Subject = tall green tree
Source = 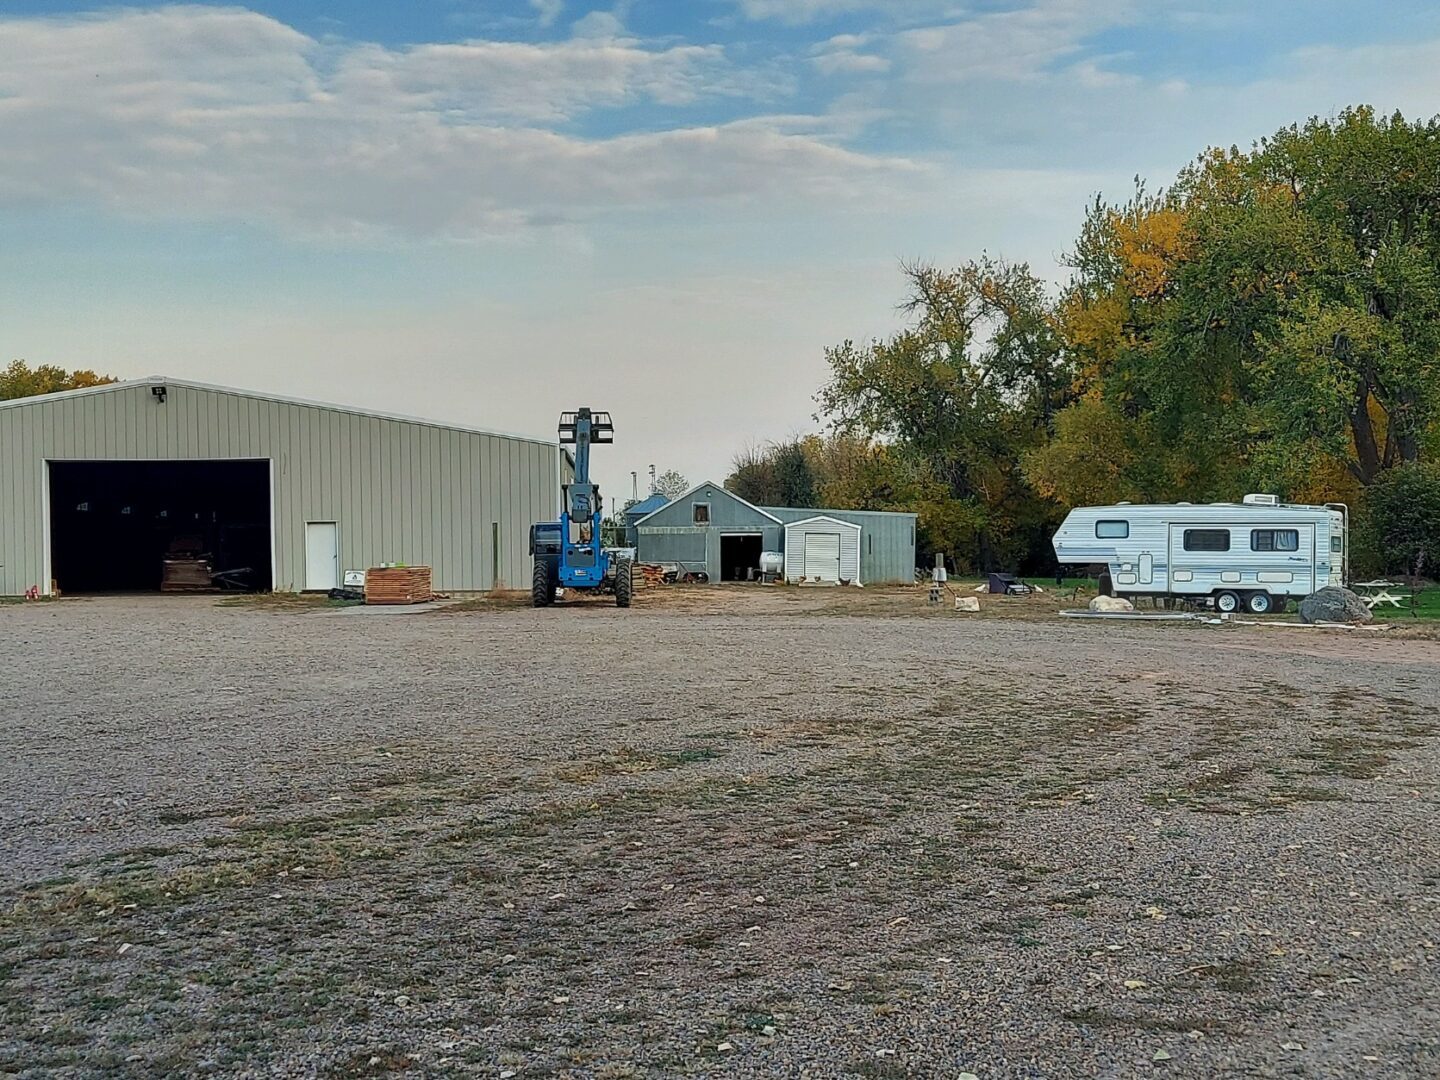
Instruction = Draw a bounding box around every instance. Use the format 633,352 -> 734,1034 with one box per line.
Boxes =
817,260 -> 1062,570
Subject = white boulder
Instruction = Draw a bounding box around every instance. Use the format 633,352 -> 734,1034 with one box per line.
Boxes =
1089,595 -> 1135,613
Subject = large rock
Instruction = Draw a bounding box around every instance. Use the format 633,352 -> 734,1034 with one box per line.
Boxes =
1299,586 -> 1373,625
1089,595 -> 1135,613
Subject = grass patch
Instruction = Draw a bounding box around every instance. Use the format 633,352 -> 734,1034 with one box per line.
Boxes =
1369,586 -> 1440,621
1296,734 -> 1407,780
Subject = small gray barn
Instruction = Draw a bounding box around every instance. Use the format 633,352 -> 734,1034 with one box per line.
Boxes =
0,376 -> 564,596
633,480 -> 917,584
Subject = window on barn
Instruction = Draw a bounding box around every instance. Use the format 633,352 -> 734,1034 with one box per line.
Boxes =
1095,520 -> 1129,538
1251,529 -> 1299,552
1183,529 -> 1230,552
692,502 -> 710,525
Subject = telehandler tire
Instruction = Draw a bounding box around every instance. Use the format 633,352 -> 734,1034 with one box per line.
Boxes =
532,561 -> 555,607
615,560 -> 633,608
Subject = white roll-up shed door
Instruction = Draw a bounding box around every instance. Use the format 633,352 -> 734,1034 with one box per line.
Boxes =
803,532 -> 842,581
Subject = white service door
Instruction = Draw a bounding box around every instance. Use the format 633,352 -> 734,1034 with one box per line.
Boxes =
803,532 -> 842,581
304,522 -> 339,591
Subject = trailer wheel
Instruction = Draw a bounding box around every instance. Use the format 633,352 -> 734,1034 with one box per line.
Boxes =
1245,591 -> 1273,615
1214,590 -> 1241,614
614,560 -> 633,608
532,561 -> 555,607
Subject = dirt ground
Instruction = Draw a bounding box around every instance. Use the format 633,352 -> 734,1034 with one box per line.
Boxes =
2,586 -> 1438,1078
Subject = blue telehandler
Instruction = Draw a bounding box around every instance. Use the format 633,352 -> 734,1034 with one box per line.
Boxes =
529,407 -> 633,608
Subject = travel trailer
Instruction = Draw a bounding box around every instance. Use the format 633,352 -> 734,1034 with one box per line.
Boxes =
1051,495 -> 1348,614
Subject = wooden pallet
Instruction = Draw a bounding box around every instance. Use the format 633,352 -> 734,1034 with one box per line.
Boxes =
365,566 -> 432,605
161,558 -> 213,592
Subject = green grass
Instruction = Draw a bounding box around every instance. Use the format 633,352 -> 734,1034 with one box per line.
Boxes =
1369,585 -> 1440,620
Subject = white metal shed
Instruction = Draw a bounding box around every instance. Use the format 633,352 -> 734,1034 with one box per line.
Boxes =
784,515 -> 861,584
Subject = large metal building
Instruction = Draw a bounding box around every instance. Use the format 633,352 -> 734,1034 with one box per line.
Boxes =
633,480 -> 917,584
0,376 -> 563,596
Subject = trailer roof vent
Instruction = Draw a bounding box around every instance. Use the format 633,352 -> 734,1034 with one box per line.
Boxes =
1242,493 -> 1280,506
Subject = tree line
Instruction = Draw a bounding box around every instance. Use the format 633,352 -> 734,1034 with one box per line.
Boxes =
0,361 -> 114,401
726,107 -> 1440,577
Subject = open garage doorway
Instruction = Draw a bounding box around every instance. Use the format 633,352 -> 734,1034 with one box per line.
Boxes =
49,460 -> 273,593
720,533 -> 763,582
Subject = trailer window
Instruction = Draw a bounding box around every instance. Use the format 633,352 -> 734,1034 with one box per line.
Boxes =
1331,535 -> 1343,553
1251,529 -> 1299,552
692,502 -> 710,525
1095,520 -> 1129,539
1183,529 -> 1230,552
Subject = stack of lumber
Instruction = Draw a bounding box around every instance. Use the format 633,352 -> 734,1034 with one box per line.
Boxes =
365,566 -> 432,605
161,558 -> 213,591
638,564 -> 668,587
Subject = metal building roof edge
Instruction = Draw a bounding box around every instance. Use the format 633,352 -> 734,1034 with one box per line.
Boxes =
0,375 -> 560,449
763,505 -> 918,519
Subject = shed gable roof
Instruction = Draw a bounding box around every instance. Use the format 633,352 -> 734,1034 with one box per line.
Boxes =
783,514 -> 861,532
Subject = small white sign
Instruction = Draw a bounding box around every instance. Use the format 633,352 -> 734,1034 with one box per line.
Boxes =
343,570 -> 366,587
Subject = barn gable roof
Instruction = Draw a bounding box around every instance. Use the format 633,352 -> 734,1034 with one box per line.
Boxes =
0,375 -> 558,449
633,480 -> 782,526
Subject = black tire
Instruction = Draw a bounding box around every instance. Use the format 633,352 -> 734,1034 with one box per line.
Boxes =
1246,591 -> 1273,615
1214,590 -> 1242,614
532,560 -> 555,608
614,560 -> 633,608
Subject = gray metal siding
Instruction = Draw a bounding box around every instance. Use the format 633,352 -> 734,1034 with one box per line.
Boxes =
765,506 -> 917,584
636,528 -> 708,567
0,382 -> 559,594
636,523 -> 783,580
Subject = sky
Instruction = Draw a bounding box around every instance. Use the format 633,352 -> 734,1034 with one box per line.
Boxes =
5,1 -> 1440,511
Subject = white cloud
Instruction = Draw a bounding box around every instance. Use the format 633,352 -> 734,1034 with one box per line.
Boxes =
811,50 -> 890,75
529,0 -> 564,28
809,33 -> 889,76
330,38 -> 738,123
0,7 -> 920,239
734,0 -> 960,23
571,10 -> 626,40
894,0 -> 1139,83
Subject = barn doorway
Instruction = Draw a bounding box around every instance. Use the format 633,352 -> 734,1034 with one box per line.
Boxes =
720,533 -> 763,582
48,460 -> 273,593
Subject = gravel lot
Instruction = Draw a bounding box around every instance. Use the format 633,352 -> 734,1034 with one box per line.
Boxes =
2,590 -> 1438,1078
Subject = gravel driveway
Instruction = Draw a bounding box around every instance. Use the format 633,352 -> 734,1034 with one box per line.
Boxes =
1,593 -> 1437,1078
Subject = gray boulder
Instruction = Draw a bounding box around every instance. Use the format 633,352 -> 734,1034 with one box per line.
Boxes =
1299,586 -> 1373,625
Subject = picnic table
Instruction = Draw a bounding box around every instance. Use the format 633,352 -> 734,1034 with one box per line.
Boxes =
1352,580 -> 1406,609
